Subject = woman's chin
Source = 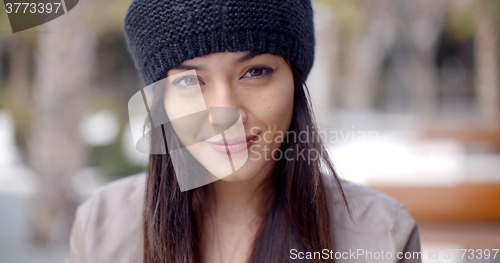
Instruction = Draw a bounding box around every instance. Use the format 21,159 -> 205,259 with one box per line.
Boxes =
215,169 -> 251,182
218,173 -> 243,182
215,159 -> 268,183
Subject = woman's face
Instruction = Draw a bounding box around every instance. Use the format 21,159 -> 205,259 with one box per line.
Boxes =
164,51 -> 294,184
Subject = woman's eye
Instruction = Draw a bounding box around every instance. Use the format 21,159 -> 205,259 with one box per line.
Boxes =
243,67 -> 274,78
172,75 -> 200,88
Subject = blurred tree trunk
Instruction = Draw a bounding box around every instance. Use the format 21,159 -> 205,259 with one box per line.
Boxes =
343,0 -> 397,110
27,7 -> 96,244
7,35 -> 32,153
343,0 -> 444,114
8,35 -> 30,102
307,3 -> 337,129
408,0 -> 444,116
475,0 -> 500,120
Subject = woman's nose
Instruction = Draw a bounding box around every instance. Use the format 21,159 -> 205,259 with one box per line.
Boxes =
204,80 -> 247,131
204,80 -> 235,109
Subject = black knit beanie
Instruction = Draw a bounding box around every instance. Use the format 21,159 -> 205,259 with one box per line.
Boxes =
123,0 -> 315,86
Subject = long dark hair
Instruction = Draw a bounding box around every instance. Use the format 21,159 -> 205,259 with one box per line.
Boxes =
143,59 -> 348,263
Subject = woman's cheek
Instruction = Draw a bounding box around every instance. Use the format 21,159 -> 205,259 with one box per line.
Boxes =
258,83 -> 294,131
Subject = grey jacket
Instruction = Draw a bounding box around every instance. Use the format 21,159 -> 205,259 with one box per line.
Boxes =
65,174 -> 421,263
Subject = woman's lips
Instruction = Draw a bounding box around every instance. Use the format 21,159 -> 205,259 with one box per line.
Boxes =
206,135 -> 257,155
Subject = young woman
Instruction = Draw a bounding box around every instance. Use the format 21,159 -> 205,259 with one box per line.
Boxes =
66,0 -> 421,262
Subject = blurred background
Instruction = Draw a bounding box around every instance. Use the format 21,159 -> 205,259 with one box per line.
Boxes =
0,0 -> 499,262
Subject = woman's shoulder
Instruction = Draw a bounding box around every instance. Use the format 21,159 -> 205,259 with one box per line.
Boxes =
76,172 -> 146,231
79,173 -> 146,211
323,175 -> 413,221
76,173 -> 146,224
322,174 -> 421,262
66,173 -> 146,263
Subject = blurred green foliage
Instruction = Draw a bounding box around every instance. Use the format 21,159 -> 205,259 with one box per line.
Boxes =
90,140 -> 143,180
446,10 -> 475,41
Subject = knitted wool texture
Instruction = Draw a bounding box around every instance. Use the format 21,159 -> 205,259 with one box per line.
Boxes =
123,0 -> 315,86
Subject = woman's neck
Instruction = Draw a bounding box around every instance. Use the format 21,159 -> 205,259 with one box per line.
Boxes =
197,162 -> 276,263
209,161 -> 275,221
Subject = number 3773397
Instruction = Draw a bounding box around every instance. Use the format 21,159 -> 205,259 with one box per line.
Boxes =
443,249 -> 499,260
3,0 -> 79,33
